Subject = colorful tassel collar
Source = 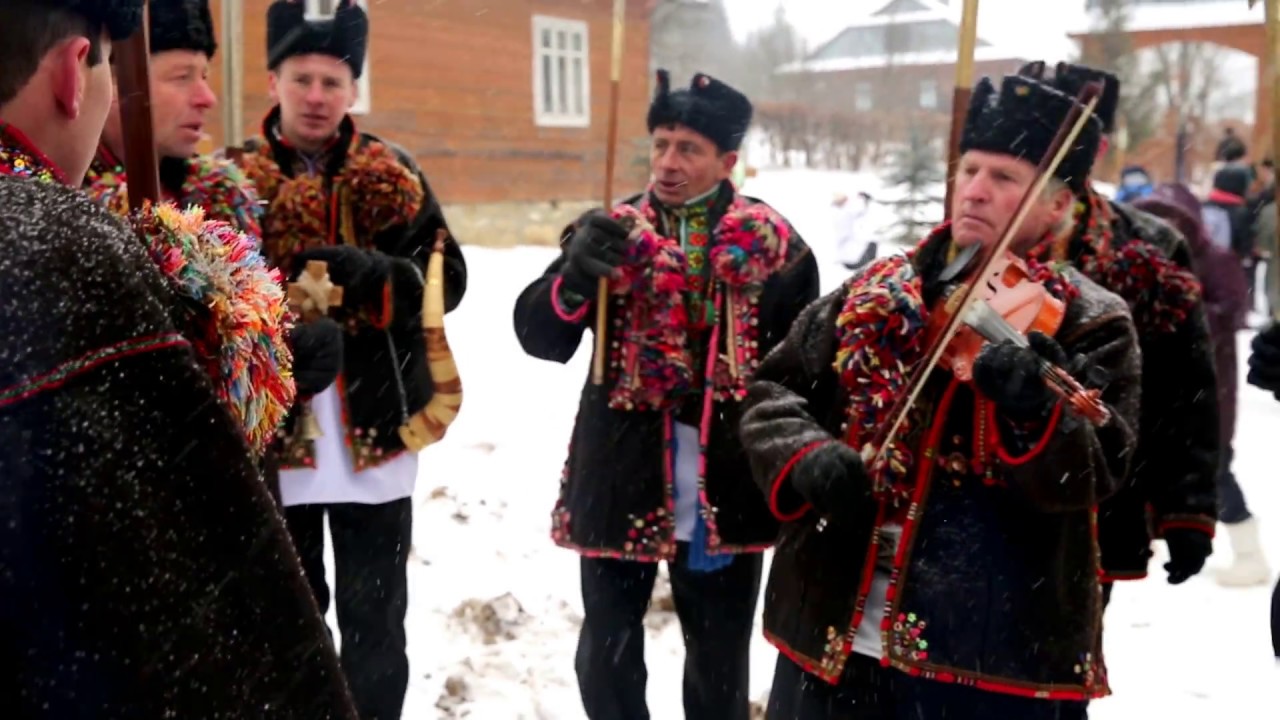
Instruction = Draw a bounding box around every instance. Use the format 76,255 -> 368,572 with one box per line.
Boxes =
604,181 -> 792,411
33,138 -> 296,455
1028,185 -> 1201,336
84,145 -> 266,240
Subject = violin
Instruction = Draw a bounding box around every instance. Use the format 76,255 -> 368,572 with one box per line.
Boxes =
859,79 -> 1106,475
925,246 -> 1110,426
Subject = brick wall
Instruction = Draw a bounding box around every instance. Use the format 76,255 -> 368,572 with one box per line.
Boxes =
203,0 -> 653,242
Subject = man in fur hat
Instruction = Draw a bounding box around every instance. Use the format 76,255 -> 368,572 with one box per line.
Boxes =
225,2 -> 466,717
513,70 -> 819,719
1019,61 -> 1223,599
0,0 -> 356,716
85,0 -> 345,502
87,0 -> 263,235
740,74 -> 1140,719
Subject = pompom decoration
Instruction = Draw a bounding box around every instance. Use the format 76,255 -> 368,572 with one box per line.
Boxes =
605,203 -> 694,411
710,202 -> 791,287
344,142 -> 424,236
85,155 -> 265,241
832,254 -> 929,505
602,189 -> 799,411
236,139 -> 426,273
1029,187 -> 1200,336
132,203 -> 296,455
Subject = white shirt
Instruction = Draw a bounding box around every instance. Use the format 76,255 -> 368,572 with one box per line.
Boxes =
279,385 -> 418,507
851,522 -> 902,660
833,203 -> 871,265
673,422 -> 701,541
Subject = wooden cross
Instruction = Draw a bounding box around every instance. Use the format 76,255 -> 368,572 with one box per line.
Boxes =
287,261 -> 345,323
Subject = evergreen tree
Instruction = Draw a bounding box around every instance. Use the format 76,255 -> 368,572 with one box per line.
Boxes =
883,131 -> 946,244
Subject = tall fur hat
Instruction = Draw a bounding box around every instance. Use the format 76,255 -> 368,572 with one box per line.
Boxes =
647,70 -> 753,153
38,0 -> 144,41
266,0 -> 367,78
960,75 -> 1102,193
1018,60 -> 1120,134
149,0 -> 217,57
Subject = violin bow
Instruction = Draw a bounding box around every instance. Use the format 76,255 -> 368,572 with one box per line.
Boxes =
943,0 -> 980,221
592,0 -> 627,385
860,81 -> 1105,470
114,0 -> 161,209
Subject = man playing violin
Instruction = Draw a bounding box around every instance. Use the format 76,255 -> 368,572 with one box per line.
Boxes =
739,75 -> 1141,720
1019,61 -> 1223,598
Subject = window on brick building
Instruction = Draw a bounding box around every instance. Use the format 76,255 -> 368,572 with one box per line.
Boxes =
532,15 -> 591,128
855,82 -> 873,111
919,78 -> 937,109
304,0 -> 371,115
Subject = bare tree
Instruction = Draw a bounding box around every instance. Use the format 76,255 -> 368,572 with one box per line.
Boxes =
1078,0 -> 1162,156
1152,41 -> 1225,180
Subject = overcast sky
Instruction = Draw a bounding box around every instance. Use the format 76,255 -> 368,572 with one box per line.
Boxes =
723,0 -> 1082,63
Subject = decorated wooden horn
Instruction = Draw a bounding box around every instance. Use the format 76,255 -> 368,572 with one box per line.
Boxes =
399,228 -> 462,450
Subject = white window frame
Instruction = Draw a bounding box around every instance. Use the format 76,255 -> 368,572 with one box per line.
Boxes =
919,78 -> 938,109
855,81 -> 873,111
531,15 -> 591,128
304,0 -> 371,115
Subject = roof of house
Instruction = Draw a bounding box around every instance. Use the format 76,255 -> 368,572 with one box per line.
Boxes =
778,0 -> 1025,74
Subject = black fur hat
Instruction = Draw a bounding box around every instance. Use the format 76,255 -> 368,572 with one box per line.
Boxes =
960,75 -> 1102,193
42,0 -> 145,41
1018,60 -> 1120,134
266,0 -> 367,78
149,0 -> 216,57
647,70 -> 753,153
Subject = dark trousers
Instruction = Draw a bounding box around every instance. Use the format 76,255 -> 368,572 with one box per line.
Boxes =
284,499 -> 412,720
575,544 -> 763,720
1217,444 -> 1252,525
767,653 -> 1089,720
1272,574 -> 1280,657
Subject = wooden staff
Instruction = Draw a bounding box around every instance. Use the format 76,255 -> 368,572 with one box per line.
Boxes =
943,0 -> 980,220
115,1 -> 160,209
592,0 -> 626,385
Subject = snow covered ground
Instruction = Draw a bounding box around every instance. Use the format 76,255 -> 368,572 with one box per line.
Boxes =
323,169 -> 1278,718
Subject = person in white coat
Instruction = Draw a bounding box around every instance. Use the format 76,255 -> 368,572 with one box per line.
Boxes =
833,191 -> 876,270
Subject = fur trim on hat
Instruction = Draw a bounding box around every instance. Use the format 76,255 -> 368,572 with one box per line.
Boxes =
960,75 -> 1102,193
646,70 -> 753,153
1018,61 -> 1120,134
266,0 -> 367,78
149,0 -> 217,57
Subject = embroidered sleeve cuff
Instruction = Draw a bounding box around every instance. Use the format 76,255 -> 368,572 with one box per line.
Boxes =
992,401 -> 1064,466
768,440 -> 826,522
551,275 -> 590,324
1156,514 -> 1217,538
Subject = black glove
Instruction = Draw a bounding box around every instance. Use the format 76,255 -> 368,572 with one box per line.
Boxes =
972,331 -> 1068,422
1248,322 -> 1280,399
559,210 -> 630,297
293,244 -> 391,307
789,442 -> 871,516
290,317 -> 344,398
1163,528 -> 1213,585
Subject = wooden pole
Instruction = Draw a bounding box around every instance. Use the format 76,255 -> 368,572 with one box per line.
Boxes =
943,0 -> 980,221
220,0 -> 245,146
115,1 -> 160,209
1259,0 -> 1280,320
592,0 -> 626,385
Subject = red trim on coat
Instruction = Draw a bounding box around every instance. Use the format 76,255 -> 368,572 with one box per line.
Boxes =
1156,516 -> 1217,538
0,333 -> 189,409
767,440 -> 826,522
550,276 -> 591,323
991,401 -> 1064,466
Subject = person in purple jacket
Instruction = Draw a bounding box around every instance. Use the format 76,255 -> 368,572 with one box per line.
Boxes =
1134,184 -> 1271,586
